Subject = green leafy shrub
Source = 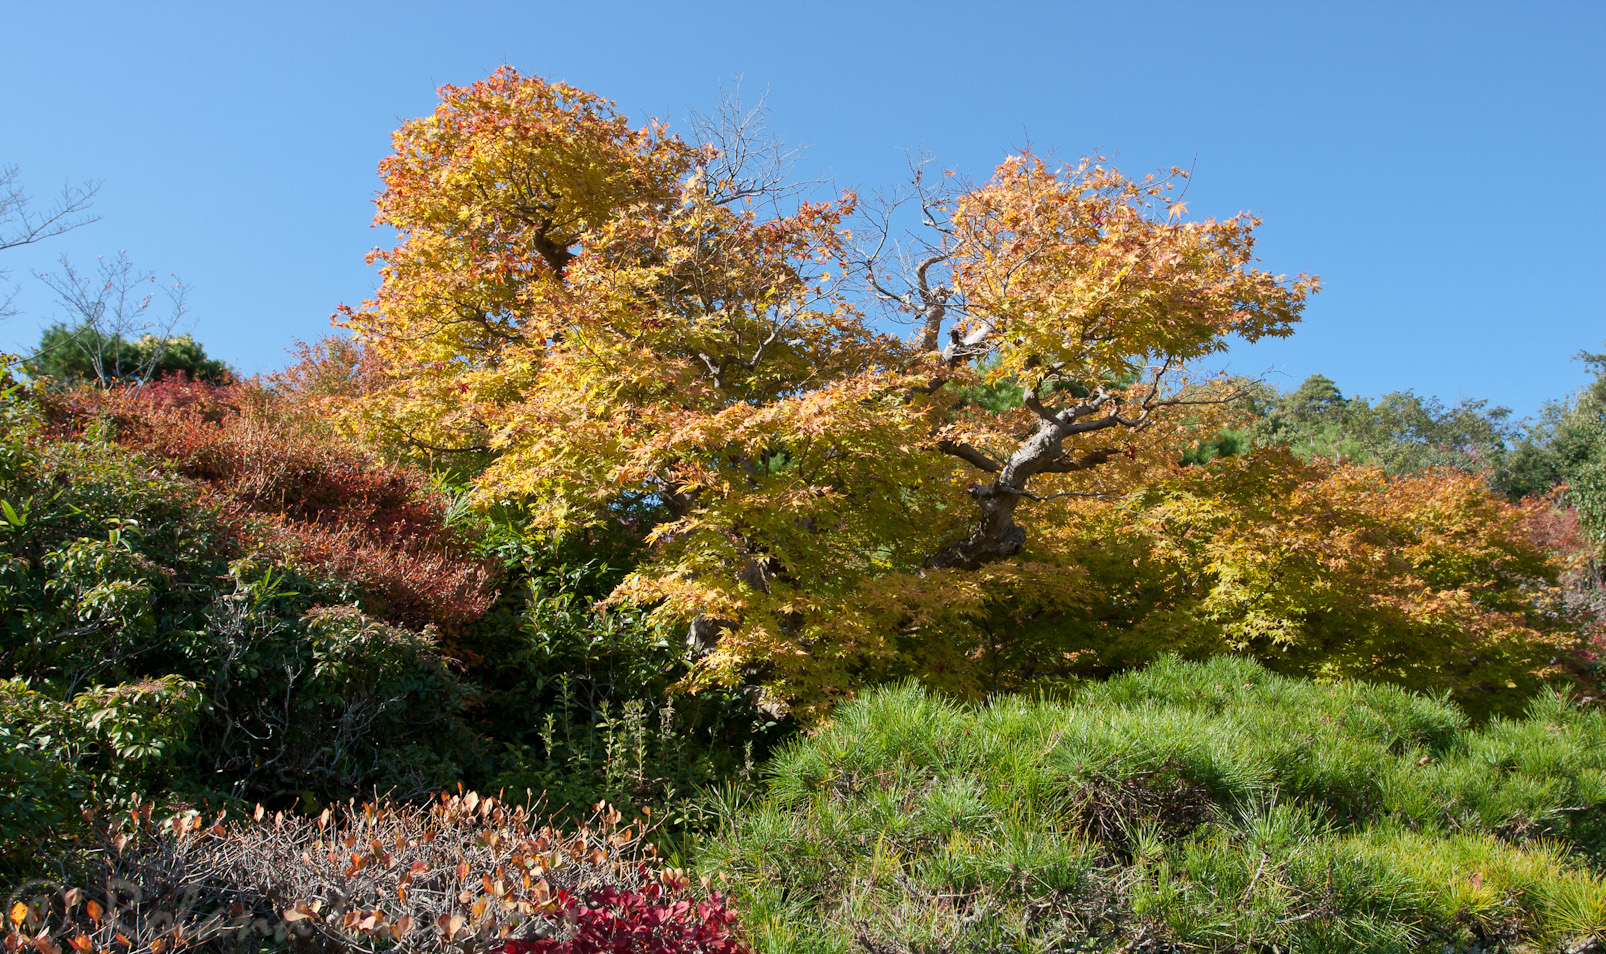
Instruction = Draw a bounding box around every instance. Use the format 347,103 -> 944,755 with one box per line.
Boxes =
0,676 -> 199,876
701,657 -> 1606,952
1,382 -> 476,876
463,524 -> 783,833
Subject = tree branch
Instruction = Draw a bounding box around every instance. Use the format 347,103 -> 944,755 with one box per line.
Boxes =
1037,447 -> 1117,473
0,166 -> 101,253
936,439 -> 1003,473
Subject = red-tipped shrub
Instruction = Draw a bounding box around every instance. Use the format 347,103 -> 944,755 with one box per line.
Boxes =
500,882 -> 748,954
42,377 -> 495,629
271,335 -> 383,404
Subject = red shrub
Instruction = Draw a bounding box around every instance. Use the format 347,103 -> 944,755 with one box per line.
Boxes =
270,335 -> 383,403
267,514 -> 494,628
1520,491 -> 1593,564
1519,491 -> 1606,669
502,882 -> 748,954
43,377 -> 496,628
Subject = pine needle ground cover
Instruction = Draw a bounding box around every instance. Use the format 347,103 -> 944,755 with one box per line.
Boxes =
699,657 -> 1606,953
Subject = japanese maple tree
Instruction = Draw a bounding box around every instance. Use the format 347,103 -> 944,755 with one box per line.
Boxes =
336,68 -> 1338,711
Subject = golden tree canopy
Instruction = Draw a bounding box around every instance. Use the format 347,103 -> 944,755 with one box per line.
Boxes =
334,69 -> 1498,713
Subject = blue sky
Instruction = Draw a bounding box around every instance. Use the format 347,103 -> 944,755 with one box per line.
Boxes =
1,1 -> 1601,418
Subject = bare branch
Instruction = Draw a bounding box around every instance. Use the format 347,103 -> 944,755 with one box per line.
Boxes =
0,165 -> 101,320
0,165 -> 101,253
36,252 -> 191,386
687,80 -> 815,208
1037,447 -> 1117,473
695,350 -> 731,389
396,425 -> 492,455
849,150 -> 983,363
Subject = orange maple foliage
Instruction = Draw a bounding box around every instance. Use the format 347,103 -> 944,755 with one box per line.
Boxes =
1013,452 -> 1580,716
324,69 -> 1578,715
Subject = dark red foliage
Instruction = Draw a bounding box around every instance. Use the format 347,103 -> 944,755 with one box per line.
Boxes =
43,376 -> 496,628
503,882 -> 747,954
1518,493 -> 1606,668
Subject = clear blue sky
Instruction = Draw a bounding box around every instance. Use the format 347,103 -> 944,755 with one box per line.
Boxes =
2,1 -> 1601,418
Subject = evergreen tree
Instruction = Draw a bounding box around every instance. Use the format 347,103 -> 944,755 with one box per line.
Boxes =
22,322 -> 233,386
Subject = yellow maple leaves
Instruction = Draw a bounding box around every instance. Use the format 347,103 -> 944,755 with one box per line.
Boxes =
950,155 -> 1318,392
318,69 -> 1575,715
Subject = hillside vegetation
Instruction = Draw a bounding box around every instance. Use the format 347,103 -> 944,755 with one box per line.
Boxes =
3,67 -> 1606,953
703,658 -> 1606,953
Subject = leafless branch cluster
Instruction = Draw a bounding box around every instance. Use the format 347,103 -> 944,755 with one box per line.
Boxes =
0,165 -> 101,321
1063,765 -> 1217,857
34,251 -> 192,385
0,167 -> 101,254
4,794 -> 658,954
851,150 -> 973,355
686,81 -> 813,210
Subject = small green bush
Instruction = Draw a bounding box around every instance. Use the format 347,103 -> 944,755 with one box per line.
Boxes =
701,657 -> 1606,952
1,382 -> 476,878
462,524 -> 785,833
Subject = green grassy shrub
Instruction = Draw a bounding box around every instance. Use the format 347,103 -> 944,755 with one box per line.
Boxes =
701,657 -> 1606,953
